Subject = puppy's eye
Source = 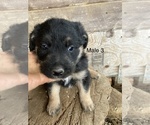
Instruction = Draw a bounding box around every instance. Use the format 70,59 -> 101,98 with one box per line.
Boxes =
68,45 -> 74,52
41,43 -> 48,49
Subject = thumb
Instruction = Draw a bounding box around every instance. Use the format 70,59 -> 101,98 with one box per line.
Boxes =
39,74 -> 56,84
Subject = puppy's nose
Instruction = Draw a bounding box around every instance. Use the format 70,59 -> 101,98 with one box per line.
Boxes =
52,67 -> 64,77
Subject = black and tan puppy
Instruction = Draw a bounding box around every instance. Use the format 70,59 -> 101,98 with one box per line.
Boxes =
2,22 -> 28,75
29,18 -> 94,116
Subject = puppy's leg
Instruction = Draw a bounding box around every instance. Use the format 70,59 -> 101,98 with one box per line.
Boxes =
47,83 -> 61,116
77,72 -> 94,111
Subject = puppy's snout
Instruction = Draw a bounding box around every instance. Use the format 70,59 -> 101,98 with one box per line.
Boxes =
52,67 -> 64,77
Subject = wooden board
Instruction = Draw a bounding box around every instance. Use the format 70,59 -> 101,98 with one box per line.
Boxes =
0,11 -> 28,51
124,0 -> 150,1
123,1 -> 150,30
0,0 -> 27,10
122,30 -> 150,83
105,88 -> 122,125
29,0 -> 121,10
29,69 -> 113,125
29,2 -> 122,33
122,78 -> 150,124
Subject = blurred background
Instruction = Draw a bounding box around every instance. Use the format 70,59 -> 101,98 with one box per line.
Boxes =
0,0 -> 28,125
0,0 -> 150,125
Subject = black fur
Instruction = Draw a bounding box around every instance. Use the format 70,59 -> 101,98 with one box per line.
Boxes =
29,18 -> 92,114
2,22 -> 28,74
30,19 -> 89,76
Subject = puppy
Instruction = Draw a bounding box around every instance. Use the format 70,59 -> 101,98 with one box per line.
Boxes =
29,18 -> 94,116
2,22 -> 28,75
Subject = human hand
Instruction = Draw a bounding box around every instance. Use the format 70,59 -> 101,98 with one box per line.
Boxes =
0,52 -> 28,91
28,52 -> 57,91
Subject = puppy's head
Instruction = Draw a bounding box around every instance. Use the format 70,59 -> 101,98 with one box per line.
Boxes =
2,22 -> 28,61
29,18 -> 88,79
2,22 -> 28,74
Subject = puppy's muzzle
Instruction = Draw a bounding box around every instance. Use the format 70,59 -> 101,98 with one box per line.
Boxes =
52,67 -> 64,77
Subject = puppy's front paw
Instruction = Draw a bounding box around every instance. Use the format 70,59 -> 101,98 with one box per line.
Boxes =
47,102 -> 60,116
81,98 -> 94,112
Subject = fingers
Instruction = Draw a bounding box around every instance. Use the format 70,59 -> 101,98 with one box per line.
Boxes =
0,73 -> 28,91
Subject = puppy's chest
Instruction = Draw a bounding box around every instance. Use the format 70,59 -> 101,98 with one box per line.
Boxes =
58,70 -> 87,87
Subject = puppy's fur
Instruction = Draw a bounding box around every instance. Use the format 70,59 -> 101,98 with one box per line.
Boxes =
2,22 -> 28,74
29,18 -> 94,116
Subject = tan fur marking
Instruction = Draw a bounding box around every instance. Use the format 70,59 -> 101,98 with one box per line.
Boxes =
77,80 -> 94,111
65,36 -> 71,41
47,83 -> 61,116
72,70 -> 87,80
64,36 -> 71,46
76,46 -> 83,63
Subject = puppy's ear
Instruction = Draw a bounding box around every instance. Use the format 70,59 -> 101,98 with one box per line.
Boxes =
82,33 -> 88,48
74,22 -> 88,49
29,24 -> 40,51
1,33 -> 11,51
29,32 -> 36,51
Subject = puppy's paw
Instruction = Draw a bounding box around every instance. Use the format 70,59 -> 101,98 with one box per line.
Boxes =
47,102 -> 60,116
81,98 -> 94,112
